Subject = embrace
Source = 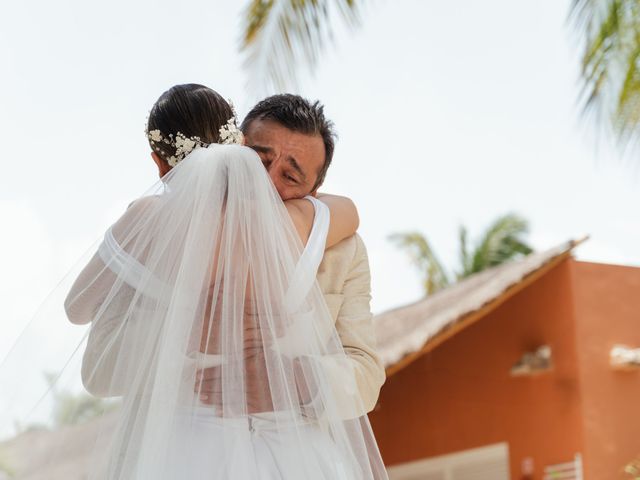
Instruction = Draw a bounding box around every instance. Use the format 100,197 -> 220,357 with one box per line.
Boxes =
62,84 -> 388,479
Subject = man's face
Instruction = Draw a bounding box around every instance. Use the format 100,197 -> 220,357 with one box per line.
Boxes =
243,119 -> 326,200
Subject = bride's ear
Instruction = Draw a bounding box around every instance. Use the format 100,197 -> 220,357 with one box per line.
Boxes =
151,152 -> 172,178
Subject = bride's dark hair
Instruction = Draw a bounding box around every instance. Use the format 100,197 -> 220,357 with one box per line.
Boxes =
146,84 -> 234,164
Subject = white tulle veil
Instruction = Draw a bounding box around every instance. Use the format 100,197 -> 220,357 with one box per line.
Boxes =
0,143 -> 387,479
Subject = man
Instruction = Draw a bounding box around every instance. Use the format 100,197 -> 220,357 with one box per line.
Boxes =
77,91 -> 385,418
195,94 -> 385,417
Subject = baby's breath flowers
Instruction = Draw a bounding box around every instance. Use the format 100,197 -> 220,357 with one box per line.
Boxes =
145,105 -> 243,167
219,117 -> 244,145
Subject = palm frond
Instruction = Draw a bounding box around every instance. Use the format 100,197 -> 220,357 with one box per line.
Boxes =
458,225 -> 471,281
571,0 -> 640,144
388,232 -> 450,295
240,0 -> 363,98
615,38 -> 640,141
466,213 -> 533,276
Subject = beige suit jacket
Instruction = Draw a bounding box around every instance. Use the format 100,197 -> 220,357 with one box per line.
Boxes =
314,233 -> 386,415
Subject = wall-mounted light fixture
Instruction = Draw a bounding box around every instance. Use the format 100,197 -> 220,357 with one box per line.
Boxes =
510,345 -> 552,376
610,345 -> 640,370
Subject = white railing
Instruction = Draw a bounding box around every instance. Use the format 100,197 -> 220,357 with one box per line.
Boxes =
543,453 -> 583,480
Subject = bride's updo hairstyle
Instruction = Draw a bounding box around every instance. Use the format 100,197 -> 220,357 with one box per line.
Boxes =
146,84 -> 234,166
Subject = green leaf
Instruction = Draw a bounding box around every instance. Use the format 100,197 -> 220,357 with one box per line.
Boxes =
571,0 -> 640,146
465,213 -> 533,276
388,232 -> 450,295
390,214 -> 533,295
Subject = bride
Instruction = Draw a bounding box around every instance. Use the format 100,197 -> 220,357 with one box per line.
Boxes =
37,84 -> 389,479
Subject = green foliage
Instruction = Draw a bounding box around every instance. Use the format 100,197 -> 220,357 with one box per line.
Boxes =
43,372 -> 119,428
0,450 -> 15,478
240,0 -> 363,96
239,1 -> 640,145
458,213 -> 532,278
50,389 -> 118,429
571,0 -> 640,144
391,213 -> 533,296
389,232 -> 450,295
19,372 -> 119,432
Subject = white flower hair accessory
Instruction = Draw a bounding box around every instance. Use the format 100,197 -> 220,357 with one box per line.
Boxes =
218,101 -> 244,146
145,101 -> 243,167
145,130 -> 208,167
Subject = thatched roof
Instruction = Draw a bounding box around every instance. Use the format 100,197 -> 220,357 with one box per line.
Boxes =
374,239 -> 585,376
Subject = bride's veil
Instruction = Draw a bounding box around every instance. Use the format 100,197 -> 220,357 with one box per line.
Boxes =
0,143 -> 388,479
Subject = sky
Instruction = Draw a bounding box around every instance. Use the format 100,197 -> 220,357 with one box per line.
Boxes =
0,0 -> 638,362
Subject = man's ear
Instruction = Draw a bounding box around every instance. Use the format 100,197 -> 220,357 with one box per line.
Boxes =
151,152 -> 172,178
309,183 -> 322,197
309,180 -> 322,198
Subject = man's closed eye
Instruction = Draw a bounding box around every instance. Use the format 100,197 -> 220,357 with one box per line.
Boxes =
284,173 -> 298,184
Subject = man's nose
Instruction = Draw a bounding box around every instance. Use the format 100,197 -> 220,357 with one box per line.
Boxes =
266,157 -> 284,175
268,165 -> 281,183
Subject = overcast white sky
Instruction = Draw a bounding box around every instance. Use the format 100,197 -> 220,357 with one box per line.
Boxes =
0,0 -> 638,356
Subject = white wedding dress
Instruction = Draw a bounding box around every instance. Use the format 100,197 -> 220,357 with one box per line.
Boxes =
0,144 -> 388,479
95,195 -> 353,479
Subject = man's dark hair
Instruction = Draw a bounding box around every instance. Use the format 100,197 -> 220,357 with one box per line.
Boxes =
241,94 -> 336,190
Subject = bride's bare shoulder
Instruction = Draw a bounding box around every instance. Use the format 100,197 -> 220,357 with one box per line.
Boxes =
111,195 -> 162,236
127,194 -> 161,210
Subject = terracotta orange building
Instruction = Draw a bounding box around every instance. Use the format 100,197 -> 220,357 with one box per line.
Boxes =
370,240 -> 640,480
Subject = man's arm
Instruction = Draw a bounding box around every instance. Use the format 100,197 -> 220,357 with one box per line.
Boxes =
197,235 -> 386,417
332,234 -> 386,413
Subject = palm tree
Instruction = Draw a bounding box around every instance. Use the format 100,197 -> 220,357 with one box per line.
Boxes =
239,0 -> 364,97
239,1 -> 640,145
570,0 -> 640,145
457,214 -> 533,277
390,213 -> 533,296
388,232 -> 451,295
239,1 -> 640,146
